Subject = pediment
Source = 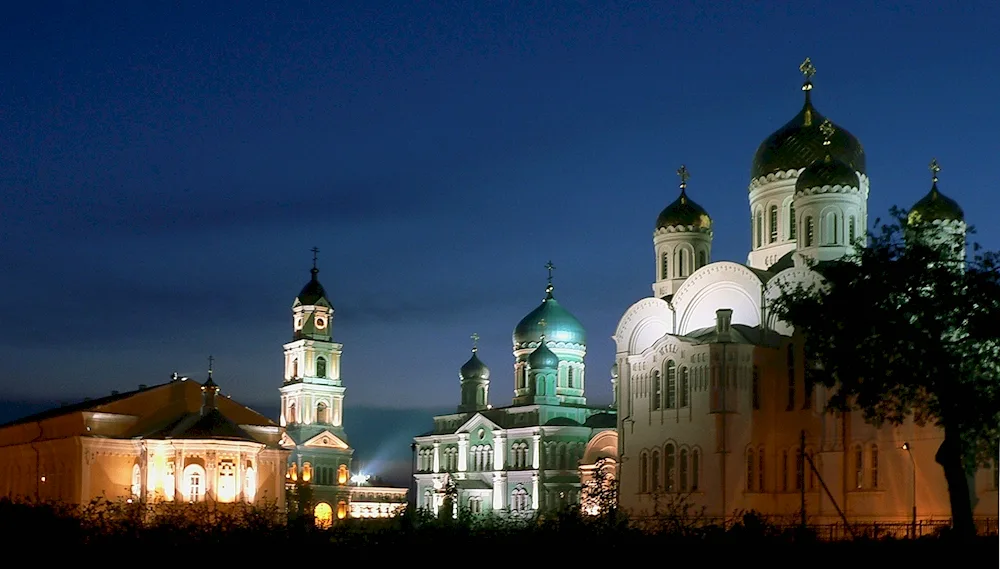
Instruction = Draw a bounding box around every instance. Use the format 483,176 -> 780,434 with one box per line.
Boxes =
302,430 -> 350,450
456,413 -> 501,435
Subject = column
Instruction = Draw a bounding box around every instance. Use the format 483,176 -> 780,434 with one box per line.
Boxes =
433,442 -> 441,473
531,474 -> 539,509
458,434 -> 469,472
492,473 -> 506,510
174,449 -> 183,501
493,432 -> 506,471
532,433 -> 541,469
333,395 -> 344,426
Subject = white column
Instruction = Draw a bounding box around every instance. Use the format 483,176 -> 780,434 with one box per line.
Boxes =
493,433 -> 505,471
531,474 -> 539,509
493,473 -> 506,510
458,434 -> 469,472
433,442 -> 441,473
532,433 -> 541,469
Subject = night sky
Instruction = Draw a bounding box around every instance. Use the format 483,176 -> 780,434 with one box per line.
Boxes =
2,2 -> 998,420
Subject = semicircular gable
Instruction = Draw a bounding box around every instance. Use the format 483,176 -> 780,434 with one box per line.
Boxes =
614,297 -> 672,355
582,430 -> 619,465
673,262 -> 766,335
763,266 -> 826,336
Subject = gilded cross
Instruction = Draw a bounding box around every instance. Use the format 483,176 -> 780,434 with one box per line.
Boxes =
819,119 -> 835,145
537,318 -> 547,340
929,158 -> 941,183
799,57 -> 816,80
208,355 -> 214,377
311,247 -> 320,269
676,165 -> 690,190
545,260 -> 555,284
471,332 -> 480,352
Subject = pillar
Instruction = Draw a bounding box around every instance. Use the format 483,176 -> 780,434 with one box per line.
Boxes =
493,473 -> 506,510
433,442 -> 441,473
458,434 -> 469,472
532,433 -> 541,469
493,433 -> 506,471
532,474 -> 540,509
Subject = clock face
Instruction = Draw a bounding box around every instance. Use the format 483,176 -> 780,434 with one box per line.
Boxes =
315,317 -> 326,329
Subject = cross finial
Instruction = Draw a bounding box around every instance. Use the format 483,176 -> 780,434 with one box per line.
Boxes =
799,57 -> 816,89
538,318 -> 547,341
819,119 -> 835,146
545,260 -> 555,284
929,158 -> 941,184
311,247 -> 320,270
676,164 -> 690,191
470,332 -> 480,352
208,355 -> 214,378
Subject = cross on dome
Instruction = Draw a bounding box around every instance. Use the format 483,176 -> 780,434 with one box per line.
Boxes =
470,332 -> 480,353
311,247 -> 320,269
930,158 -> 941,183
819,119 -> 835,146
677,164 -> 690,190
545,260 -> 555,284
537,318 -> 547,341
799,57 -> 816,90
208,355 -> 214,378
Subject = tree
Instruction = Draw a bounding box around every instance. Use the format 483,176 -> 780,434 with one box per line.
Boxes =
770,208 -> 1000,538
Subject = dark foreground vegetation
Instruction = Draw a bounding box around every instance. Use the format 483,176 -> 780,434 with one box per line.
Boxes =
1,498 -> 994,564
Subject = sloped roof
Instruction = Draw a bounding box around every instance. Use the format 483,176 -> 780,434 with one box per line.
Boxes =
0,383 -> 168,429
143,408 -> 258,443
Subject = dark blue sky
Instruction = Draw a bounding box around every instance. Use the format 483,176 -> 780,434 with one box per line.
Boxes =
2,1 -> 998,417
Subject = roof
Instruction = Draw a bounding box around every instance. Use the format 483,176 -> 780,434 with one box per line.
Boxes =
0,382 -> 168,429
143,408 -> 258,442
684,323 -> 784,347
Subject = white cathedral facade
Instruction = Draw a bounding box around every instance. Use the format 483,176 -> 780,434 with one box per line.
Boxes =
613,59 -> 998,526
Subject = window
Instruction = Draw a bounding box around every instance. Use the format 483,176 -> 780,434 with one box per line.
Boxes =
468,496 -> 483,514
131,464 -> 141,497
871,445 -> 879,489
786,345 -> 795,411
423,490 -> 433,510
692,449 -> 700,491
755,210 -> 763,248
640,453 -> 648,493
218,461 -> 236,502
751,365 -> 760,410
848,216 -> 856,244
244,466 -> 256,501
568,366 -> 575,389
758,447 -> 765,492
316,401 -> 329,424
746,448 -> 755,491
789,204 -> 796,240
665,361 -> 677,409
652,371 -> 661,411
854,445 -> 864,489
679,367 -> 689,407
651,450 -> 660,492
292,359 -> 299,378
680,449 -> 689,492
677,249 -> 687,277
805,216 -> 814,247
302,462 -> 313,483
337,501 -> 347,519
665,444 -> 676,492
338,464 -> 348,484
287,402 -> 297,424
807,449 -> 816,490
661,253 -> 669,280
795,450 -> 804,491
781,450 -> 789,492
698,250 -> 707,268
183,464 -> 206,502
316,356 -> 327,378
803,361 -> 813,410
769,205 -> 778,243
511,486 -> 530,511
314,502 -> 333,528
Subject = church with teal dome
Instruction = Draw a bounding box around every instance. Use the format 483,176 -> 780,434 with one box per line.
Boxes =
413,263 -> 617,516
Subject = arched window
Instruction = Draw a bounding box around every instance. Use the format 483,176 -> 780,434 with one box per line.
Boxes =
746,448 -> 755,491
511,486 -> 529,511
337,501 -> 347,519
677,249 -> 687,277
287,402 -> 297,424
687,448 -> 699,492
789,204 -> 797,240
338,464 -> 348,485
848,216 -> 856,244
769,205 -> 778,243
853,445 -> 864,489
870,445 -> 879,489
665,361 -> 677,409
131,464 -> 141,497
568,366 -> 575,389
423,490 -> 433,510
244,466 -> 256,502
650,450 -> 660,492
781,450 -> 789,492
661,253 -> 669,280
758,447 -> 765,492
639,453 -> 648,493
665,444 -> 676,492
302,462 -> 313,483
288,463 -> 298,482
314,502 -> 333,528
679,367 -> 689,407
183,464 -> 206,502
795,450 -> 804,491
316,401 -> 329,424
698,250 -> 707,268
679,449 -> 689,492
218,461 -> 236,502
786,345 -> 795,411
651,371 -> 661,411
825,212 -> 838,244
805,216 -> 814,247
292,359 -> 299,378
316,357 -> 327,378
755,210 -> 763,248
752,365 -> 761,410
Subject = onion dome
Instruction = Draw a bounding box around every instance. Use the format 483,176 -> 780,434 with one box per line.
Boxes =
908,159 -> 964,224
513,262 -> 586,348
295,249 -> 328,305
656,165 -> 712,230
795,120 -> 859,193
460,336 -> 490,381
528,338 -> 560,370
751,58 -> 865,182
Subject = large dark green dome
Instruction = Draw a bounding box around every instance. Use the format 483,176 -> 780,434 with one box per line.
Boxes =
751,91 -> 865,181
909,182 -> 964,224
460,351 -> 490,381
295,267 -> 328,306
513,285 -> 586,348
796,155 -> 859,192
656,188 -> 712,230
528,341 -> 560,370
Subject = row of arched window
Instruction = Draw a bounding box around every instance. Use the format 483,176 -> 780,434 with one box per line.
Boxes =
515,363 -> 583,391
747,446 -> 816,493
510,442 -> 531,469
543,441 -> 584,470
651,361 -> 691,411
417,448 -> 434,472
415,440 -> 587,473
660,248 -> 709,280
470,444 -> 494,471
288,356 -> 329,380
285,399 -> 333,425
441,447 -> 458,471
131,462 -> 258,502
638,444 -> 701,493
753,203 -> 860,250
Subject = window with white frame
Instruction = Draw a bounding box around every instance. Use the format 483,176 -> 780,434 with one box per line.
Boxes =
511,486 -> 529,511
183,464 -> 206,502
245,467 -> 256,502
131,464 -> 141,497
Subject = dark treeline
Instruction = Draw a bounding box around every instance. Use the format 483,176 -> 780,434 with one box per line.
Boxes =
0,498 -> 995,563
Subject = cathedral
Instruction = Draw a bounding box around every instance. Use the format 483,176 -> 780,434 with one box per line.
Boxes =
613,59 -> 998,527
413,268 -> 617,515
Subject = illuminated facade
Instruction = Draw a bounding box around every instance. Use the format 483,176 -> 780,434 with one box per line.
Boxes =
613,59 -> 998,526
0,373 -> 288,508
414,272 -> 617,516
280,256 -> 408,520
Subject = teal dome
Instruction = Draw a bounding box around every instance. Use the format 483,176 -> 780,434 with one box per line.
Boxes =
513,285 -> 586,348
528,341 -> 560,370
460,350 -> 490,382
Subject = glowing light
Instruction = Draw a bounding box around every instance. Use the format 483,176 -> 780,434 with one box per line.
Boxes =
302,462 -> 312,482
337,464 -> 348,484
314,502 -> 333,528
350,473 -> 370,486
337,501 -> 347,519
39,476 -> 45,482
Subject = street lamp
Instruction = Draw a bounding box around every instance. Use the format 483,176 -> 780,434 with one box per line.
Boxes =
901,442 -> 916,538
